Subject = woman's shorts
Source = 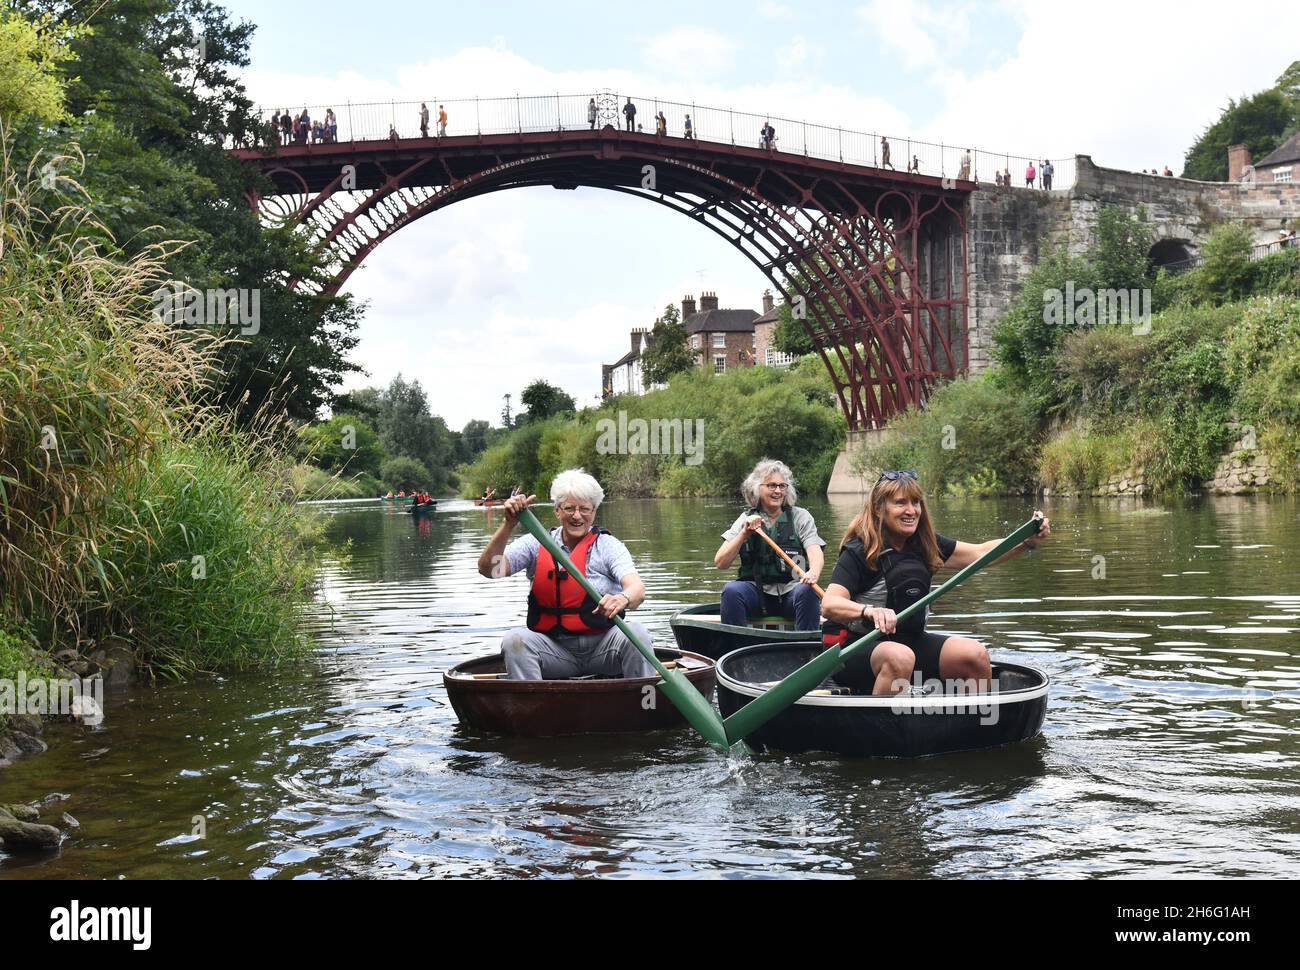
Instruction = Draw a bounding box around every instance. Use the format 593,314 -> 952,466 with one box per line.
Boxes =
833,629 -> 950,693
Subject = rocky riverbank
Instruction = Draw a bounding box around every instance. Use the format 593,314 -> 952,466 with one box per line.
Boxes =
0,794 -> 79,853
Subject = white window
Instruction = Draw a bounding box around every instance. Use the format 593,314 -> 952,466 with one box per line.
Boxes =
712,333 -> 726,349
691,335 -> 701,350
714,355 -> 726,373
1273,167 -> 1293,183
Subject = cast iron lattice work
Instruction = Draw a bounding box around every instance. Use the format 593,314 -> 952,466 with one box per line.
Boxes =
235,122 -> 972,430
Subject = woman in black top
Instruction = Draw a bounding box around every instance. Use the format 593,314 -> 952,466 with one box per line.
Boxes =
821,472 -> 1051,695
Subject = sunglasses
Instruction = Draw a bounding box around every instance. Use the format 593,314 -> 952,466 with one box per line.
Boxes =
875,469 -> 918,486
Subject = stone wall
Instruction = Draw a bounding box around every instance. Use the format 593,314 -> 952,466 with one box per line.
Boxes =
964,155 -> 1300,374
1205,447 -> 1274,494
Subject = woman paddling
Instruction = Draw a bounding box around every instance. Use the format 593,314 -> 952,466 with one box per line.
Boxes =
714,459 -> 826,632
821,470 -> 1051,695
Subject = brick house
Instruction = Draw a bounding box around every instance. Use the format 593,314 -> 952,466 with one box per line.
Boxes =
683,291 -> 759,373
1230,134 -> 1300,184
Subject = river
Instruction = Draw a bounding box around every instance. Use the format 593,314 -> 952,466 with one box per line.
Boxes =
2,495 -> 1297,879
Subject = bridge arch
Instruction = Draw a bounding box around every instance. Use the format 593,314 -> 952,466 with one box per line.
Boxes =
235,129 -> 971,430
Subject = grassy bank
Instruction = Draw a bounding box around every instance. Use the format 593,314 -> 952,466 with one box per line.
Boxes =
860,218 -> 1300,496
0,146 -> 318,679
459,360 -> 846,498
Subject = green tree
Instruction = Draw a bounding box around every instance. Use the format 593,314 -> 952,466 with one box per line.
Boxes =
520,379 -> 576,423
773,299 -> 816,356
1094,206 -> 1153,291
297,414 -> 383,476
380,455 -> 432,492
12,0 -> 363,421
1183,88 -> 1294,181
640,304 -> 695,387
373,375 -> 452,489
0,8 -> 81,125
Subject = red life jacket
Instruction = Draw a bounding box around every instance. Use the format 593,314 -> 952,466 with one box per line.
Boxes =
526,528 -> 622,635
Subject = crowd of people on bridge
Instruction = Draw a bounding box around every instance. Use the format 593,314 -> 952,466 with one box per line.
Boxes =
271,108 -> 338,146
993,159 -> 1053,189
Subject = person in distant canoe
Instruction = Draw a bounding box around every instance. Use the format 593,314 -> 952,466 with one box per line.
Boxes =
821,470 -> 1052,695
483,486 -> 496,502
510,483 -> 523,497
713,459 -> 826,632
478,469 -> 654,681
385,490 -> 394,498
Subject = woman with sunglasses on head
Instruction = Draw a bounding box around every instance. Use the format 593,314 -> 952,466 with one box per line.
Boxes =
477,469 -> 654,681
821,470 -> 1051,695
714,459 -> 827,632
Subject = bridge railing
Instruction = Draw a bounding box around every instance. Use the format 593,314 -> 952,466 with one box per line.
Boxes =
250,93 -> 1074,190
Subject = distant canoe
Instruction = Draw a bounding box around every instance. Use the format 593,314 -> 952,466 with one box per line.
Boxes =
410,500 -> 438,515
715,640 -> 1049,758
380,496 -> 415,503
669,603 -> 813,660
444,647 -> 717,737
474,498 -> 504,507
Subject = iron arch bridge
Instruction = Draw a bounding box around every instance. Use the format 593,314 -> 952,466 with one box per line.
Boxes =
233,101 -> 977,431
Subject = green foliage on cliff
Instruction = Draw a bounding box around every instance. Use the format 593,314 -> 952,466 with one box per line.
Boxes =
882,204 -> 1300,496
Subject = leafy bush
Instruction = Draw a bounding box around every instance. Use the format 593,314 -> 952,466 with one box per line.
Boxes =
854,374 -> 1040,495
380,455 -> 433,492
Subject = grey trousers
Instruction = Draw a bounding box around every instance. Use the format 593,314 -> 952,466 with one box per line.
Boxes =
501,623 -> 655,680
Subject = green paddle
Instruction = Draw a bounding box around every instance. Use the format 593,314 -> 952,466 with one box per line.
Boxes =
517,507 -> 736,753
722,515 -> 1045,746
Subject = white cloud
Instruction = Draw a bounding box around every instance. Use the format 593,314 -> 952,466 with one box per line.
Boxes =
758,1 -> 795,19
641,27 -> 741,80
925,2 -> 1300,173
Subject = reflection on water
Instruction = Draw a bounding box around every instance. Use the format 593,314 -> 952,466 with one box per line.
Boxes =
2,495 -> 1298,878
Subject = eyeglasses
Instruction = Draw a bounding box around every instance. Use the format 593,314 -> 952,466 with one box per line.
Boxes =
558,504 -> 595,516
875,470 -> 918,486
763,482 -> 789,490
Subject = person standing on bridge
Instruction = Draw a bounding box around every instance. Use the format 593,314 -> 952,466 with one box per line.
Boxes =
656,111 -> 667,136
684,113 -> 695,139
438,105 -> 448,136
959,149 -> 972,181
1043,160 -> 1054,190
623,98 -> 637,132
588,98 -> 597,129
880,136 -> 893,170
420,102 -> 430,138
280,110 -> 292,146
909,155 -> 920,175
326,108 -> 337,142
1025,161 -> 1036,188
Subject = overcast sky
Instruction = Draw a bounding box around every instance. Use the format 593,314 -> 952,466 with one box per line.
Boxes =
217,0 -> 1300,428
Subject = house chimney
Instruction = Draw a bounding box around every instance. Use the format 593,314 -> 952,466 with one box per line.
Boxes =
631,327 -> 646,354
761,289 -> 774,314
700,290 -> 719,312
682,294 -> 697,319
1228,144 -> 1252,183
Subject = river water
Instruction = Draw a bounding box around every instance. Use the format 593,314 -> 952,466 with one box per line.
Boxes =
2,496 -> 1298,879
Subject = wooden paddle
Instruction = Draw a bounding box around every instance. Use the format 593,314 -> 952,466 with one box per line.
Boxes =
722,514 -> 1045,746
516,507 -> 738,753
752,526 -> 825,598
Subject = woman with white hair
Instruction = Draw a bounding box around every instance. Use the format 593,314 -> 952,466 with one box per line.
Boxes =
477,469 -> 654,681
713,459 -> 826,631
